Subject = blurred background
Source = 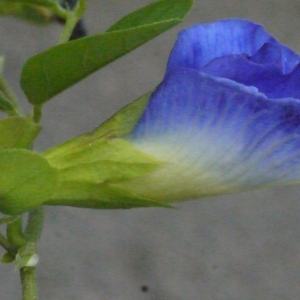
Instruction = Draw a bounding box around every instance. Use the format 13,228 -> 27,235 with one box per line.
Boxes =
1,0 -> 300,299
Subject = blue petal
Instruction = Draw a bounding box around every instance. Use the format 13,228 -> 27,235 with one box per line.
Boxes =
166,20 -> 276,74
202,53 -> 300,99
166,19 -> 300,99
126,69 -> 300,199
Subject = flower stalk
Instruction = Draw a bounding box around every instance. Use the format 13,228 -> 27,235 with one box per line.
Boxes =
19,207 -> 44,300
20,266 -> 38,300
58,0 -> 87,44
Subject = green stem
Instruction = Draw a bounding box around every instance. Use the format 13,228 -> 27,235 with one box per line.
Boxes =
24,207 -> 44,243
0,231 -> 13,253
52,2 -> 68,19
33,105 -> 42,123
0,76 -> 19,108
7,217 -> 26,248
20,266 -> 38,300
58,11 -> 77,43
58,0 -> 87,44
18,207 -> 44,300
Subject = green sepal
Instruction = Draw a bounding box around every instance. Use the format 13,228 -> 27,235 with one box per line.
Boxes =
20,0 -> 193,104
46,180 -> 172,209
0,117 -> 40,150
44,93 -> 171,209
44,91 -> 151,167
94,91 -> 152,139
0,149 -> 58,215
44,138 -> 168,209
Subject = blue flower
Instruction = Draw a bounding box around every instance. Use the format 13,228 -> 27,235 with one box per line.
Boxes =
121,19 -> 300,201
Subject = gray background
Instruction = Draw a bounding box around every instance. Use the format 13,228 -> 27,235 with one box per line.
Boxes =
1,0 -> 300,299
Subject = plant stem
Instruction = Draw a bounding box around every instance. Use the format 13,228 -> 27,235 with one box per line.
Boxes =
20,266 -> 38,300
0,76 -> 19,107
18,207 -> 44,300
24,207 -> 44,243
58,0 -> 87,44
0,231 -> 13,253
52,2 -> 68,19
0,56 -> 21,115
0,77 -> 15,102
58,9 -> 77,43
33,105 -> 42,123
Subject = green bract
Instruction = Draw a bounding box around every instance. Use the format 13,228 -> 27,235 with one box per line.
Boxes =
0,149 -> 58,215
0,117 -> 40,149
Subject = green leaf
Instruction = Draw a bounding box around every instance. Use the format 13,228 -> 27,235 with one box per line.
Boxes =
108,0 -> 193,31
2,0 -> 56,7
0,1 -> 55,23
0,216 -> 18,225
1,252 -> 15,263
0,117 -> 40,149
0,149 -> 58,215
20,0 -> 193,105
16,4 -> 53,23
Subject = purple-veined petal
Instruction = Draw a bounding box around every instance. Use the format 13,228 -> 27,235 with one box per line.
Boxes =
123,69 -> 300,201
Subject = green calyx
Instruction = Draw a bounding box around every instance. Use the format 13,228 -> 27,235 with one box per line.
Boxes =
43,92 -> 170,209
